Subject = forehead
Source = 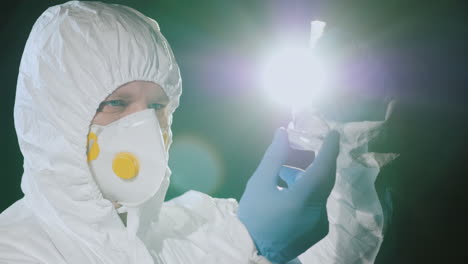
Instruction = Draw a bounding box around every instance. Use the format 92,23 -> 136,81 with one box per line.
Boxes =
109,81 -> 169,102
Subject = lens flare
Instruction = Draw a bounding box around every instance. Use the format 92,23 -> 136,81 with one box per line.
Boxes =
168,135 -> 224,195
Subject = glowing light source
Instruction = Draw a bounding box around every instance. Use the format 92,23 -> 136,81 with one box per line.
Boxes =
260,21 -> 328,109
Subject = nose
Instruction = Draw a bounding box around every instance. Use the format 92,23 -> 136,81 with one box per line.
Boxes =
124,100 -> 168,131
126,100 -> 148,114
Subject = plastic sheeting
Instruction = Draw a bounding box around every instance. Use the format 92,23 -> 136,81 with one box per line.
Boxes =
289,102 -> 398,263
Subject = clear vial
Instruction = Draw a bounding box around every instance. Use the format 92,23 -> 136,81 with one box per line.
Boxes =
287,107 -> 330,152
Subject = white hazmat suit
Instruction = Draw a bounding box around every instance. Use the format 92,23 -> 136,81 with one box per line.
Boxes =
0,1 -> 270,263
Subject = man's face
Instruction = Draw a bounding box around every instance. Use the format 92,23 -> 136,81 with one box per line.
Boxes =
92,81 -> 169,130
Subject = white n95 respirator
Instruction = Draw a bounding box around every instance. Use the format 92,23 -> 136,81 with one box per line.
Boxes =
87,109 -> 168,208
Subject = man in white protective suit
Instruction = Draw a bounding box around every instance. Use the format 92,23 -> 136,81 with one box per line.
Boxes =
0,1 -> 350,264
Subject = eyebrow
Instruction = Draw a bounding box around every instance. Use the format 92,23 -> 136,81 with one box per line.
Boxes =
154,95 -> 170,104
107,93 -> 134,100
108,92 -> 170,104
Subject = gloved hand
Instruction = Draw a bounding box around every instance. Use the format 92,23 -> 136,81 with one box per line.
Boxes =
279,166 -> 304,188
238,128 -> 340,263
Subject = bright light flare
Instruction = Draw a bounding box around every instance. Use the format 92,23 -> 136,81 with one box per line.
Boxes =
260,20 -> 329,109
260,46 -> 326,108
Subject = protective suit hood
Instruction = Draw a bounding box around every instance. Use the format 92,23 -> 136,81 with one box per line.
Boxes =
14,1 -> 181,262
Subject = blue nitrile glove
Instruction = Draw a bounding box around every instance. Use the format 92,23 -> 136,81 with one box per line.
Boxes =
279,166 -> 303,187
238,128 -> 340,263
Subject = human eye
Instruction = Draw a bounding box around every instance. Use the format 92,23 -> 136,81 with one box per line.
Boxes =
148,103 -> 166,111
97,99 -> 129,113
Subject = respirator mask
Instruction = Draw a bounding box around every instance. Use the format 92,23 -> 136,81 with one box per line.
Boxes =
87,109 -> 168,208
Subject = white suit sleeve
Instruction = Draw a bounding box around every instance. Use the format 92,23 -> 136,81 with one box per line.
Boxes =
146,190 -> 272,264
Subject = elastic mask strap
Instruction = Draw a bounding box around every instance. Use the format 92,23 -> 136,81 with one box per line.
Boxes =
126,207 -> 141,239
116,206 -> 128,214
126,206 -> 142,262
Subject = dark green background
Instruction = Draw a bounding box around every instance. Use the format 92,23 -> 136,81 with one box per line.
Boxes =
1,0 -> 467,262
